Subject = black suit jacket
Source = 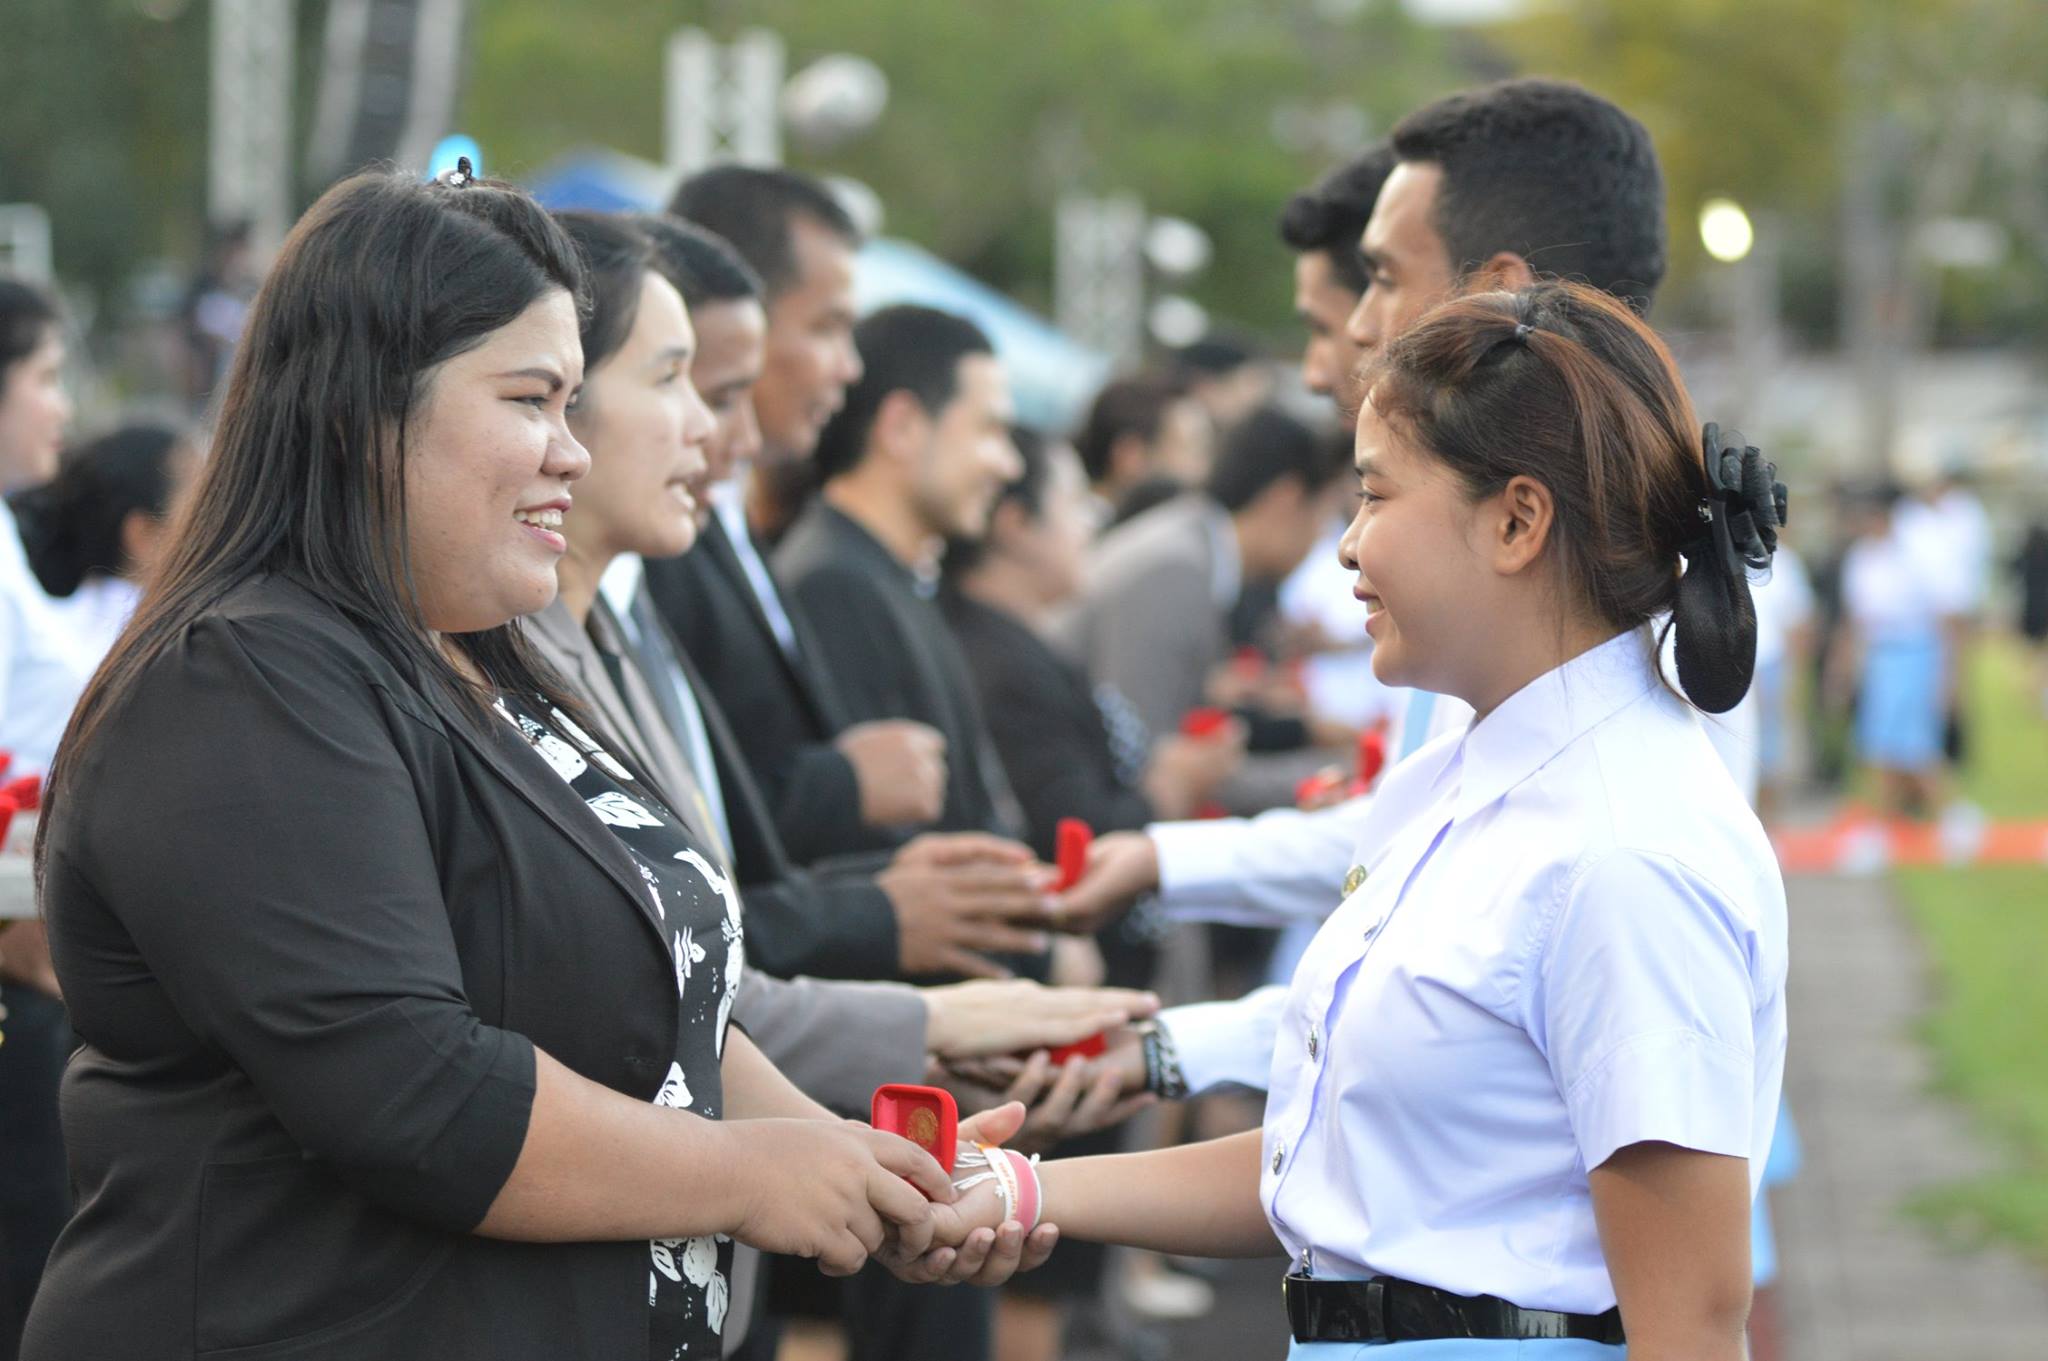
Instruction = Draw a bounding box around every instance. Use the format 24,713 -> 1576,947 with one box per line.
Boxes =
600,591 -> 900,983
942,590 -> 1156,861
644,516 -> 898,864
775,504 -> 1023,841
29,576 -> 704,1361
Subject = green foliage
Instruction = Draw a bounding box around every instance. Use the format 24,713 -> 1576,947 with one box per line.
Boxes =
0,0 -> 211,310
461,0 -> 1464,334
1893,639 -> 2048,1265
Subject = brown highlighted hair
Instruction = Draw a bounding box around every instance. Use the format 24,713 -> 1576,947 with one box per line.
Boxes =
1361,280 -> 1757,712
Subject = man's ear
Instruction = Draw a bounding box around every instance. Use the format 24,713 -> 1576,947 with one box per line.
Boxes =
1469,251 -> 1537,295
1486,473 -> 1555,577
870,389 -> 932,468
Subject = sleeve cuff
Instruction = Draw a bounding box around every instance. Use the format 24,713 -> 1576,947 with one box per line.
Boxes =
1158,987 -> 1288,1095
1567,1027 -> 1754,1174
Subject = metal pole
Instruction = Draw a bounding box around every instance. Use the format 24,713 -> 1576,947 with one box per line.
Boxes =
210,0 -> 295,256
666,26 -> 785,180
1056,192 -> 1146,364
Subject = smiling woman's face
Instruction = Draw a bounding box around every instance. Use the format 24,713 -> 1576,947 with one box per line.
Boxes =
566,271 -> 717,565
402,287 -> 589,634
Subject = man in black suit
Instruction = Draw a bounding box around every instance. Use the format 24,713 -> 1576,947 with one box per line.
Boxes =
655,167 -> 946,863
775,306 -> 1028,842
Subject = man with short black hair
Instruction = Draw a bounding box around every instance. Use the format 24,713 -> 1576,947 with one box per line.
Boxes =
1071,373 -> 1213,523
1277,141 -> 1396,410
670,165 -> 865,542
657,174 -> 955,863
1066,78 -> 1681,1092
776,305 -> 1028,843
1346,77 -> 1666,355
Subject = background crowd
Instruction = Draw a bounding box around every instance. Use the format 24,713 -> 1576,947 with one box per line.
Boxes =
5,3 -> 2048,1360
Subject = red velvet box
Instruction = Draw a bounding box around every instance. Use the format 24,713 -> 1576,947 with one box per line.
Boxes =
871,1083 -> 959,1174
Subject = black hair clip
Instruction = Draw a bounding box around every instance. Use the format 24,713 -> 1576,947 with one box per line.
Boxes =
437,156 -> 476,189
1689,422 -> 1788,578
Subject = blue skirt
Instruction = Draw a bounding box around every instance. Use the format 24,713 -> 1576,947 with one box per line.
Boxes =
1856,632 -> 1945,770
1287,1341 -> 1625,1358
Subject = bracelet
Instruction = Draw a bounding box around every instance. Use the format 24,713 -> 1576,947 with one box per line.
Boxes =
950,1142 -> 1044,1231
1139,1021 -> 1189,1101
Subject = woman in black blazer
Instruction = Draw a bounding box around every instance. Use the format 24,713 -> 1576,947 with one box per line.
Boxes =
23,168 -> 1014,1361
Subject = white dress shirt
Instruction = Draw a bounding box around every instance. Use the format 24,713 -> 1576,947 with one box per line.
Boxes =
1261,628 -> 1787,1313
711,479 -> 801,657
0,499 -> 95,775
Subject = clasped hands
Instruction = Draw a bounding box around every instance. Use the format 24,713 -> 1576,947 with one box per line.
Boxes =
878,1102 -> 1062,1289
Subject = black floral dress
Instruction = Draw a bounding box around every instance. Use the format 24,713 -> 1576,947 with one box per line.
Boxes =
497,694 -> 743,1360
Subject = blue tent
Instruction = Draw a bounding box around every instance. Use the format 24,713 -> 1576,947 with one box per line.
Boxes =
527,150 -> 1109,430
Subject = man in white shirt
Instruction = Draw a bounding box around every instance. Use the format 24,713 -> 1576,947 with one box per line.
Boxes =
1065,79 -> 1679,1097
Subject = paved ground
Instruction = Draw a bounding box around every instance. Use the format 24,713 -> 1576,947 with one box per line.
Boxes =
1770,872 -> 2048,1360
1130,871 -> 2048,1361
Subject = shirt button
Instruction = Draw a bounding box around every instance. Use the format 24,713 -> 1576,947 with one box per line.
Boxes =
1272,1144 -> 1285,1174
1306,1024 -> 1320,1061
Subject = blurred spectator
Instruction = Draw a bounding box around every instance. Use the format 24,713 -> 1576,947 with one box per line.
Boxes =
12,423 -> 199,659
1169,331 -> 1271,430
1061,405 -> 1347,811
778,304 -> 1027,843
1829,481 -> 1950,816
946,426 -> 1243,844
0,275 -> 88,1361
670,166 -> 865,545
1898,465 -> 1992,769
639,214 -> 950,865
1750,536 -> 1817,818
1072,373 -> 1213,524
0,278 -> 92,776
1277,142 -> 1396,411
942,426 -> 1240,1361
179,221 -> 258,413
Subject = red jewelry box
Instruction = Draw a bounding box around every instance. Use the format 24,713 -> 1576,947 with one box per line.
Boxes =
1047,1032 -> 1108,1065
871,1083 -> 959,1174
1054,818 -> 1092,891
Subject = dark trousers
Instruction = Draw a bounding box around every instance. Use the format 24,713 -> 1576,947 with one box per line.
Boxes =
0,987 -> 71,1361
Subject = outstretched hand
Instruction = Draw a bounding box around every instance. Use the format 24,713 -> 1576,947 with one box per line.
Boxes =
881,1101 -> 1063,1286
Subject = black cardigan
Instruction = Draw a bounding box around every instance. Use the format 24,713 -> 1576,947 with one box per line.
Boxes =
27,575 -> 708,1360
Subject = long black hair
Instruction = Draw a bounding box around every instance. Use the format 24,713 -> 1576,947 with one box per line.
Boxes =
11,423 -> 187,596
44,169 -> 589,850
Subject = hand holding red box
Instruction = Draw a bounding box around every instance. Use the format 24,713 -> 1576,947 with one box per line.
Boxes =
872,1084 -> 959,1178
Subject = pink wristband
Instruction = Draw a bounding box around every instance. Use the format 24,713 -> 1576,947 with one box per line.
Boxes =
1003,1148 -> 1041,1231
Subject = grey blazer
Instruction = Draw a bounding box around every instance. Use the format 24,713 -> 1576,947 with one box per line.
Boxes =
1058,495 -> 1327,813
1059,494 -> 1230,741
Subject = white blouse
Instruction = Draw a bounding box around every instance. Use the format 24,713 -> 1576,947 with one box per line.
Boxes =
1261,627 -> 1788,1315
0,499 -> 95,774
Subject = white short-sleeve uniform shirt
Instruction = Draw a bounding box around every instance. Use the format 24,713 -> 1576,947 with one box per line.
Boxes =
1261,627 -> 1788,1316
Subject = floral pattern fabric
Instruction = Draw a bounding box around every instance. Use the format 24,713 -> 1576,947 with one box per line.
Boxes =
498,695 -> 743,1359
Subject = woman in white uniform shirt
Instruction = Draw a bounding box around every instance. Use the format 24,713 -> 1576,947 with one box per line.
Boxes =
910,282 -> 1790,1360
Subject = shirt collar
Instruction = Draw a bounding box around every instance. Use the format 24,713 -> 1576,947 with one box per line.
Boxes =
1450,626 -> 1661,820
710,477 -> 750,541
598,552 -> 645,619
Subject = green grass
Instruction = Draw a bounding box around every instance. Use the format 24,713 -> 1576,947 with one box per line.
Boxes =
1891,639 -> 2048,1264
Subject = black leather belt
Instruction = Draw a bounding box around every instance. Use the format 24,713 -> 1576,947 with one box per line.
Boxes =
1284,1273 -> 1625,1345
